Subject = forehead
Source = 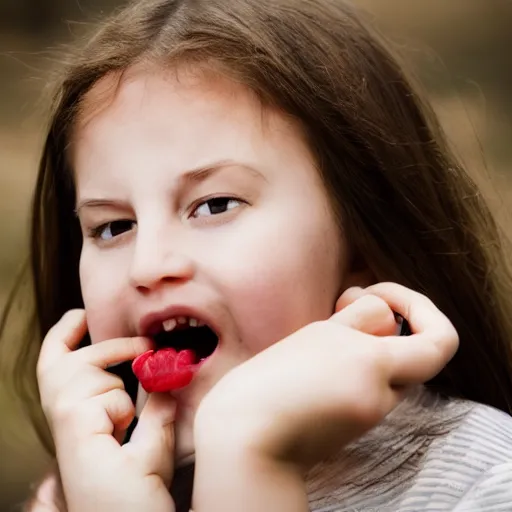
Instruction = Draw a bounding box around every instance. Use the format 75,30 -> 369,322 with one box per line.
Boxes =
77,63 -> 247,127
71,63 -> 318,187
74,62 -> 306,145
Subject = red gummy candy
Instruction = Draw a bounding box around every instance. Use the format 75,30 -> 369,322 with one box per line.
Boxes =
132,348 -> 197,392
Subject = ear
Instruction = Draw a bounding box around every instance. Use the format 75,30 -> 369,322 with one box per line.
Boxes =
338,249 -> 376,293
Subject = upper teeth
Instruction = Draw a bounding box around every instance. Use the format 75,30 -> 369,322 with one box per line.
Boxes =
162,317 -> 202,332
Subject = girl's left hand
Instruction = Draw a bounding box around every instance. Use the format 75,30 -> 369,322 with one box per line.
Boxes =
36,311 -> 178,512
193,282 -> 459,474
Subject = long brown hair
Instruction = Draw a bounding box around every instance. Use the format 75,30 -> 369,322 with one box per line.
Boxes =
3,0 -> 512,470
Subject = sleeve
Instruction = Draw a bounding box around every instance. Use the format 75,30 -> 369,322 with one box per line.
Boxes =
453,461 -> 512,511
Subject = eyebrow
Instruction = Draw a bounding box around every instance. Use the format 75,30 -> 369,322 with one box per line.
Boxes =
74,199 -> 128,216
178,159 -> 266,184
75,159 -> 266,214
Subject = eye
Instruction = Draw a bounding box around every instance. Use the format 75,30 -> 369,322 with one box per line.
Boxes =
91,220 -> 136,241
191,197 -> 242,218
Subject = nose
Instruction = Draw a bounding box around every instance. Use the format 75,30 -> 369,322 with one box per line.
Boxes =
128,227 -> 196,292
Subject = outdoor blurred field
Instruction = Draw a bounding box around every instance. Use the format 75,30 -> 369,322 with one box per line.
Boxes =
1,0 -> 511,509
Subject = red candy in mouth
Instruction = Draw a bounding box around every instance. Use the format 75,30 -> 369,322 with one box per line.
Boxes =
132,348 -> 199,392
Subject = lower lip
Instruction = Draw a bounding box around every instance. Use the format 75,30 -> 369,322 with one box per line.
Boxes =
189,340 -> 220,378
184,340 -> 220,376
192,346 -> 217,372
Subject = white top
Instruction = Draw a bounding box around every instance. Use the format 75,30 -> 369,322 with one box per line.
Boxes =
306,387 -> 512,511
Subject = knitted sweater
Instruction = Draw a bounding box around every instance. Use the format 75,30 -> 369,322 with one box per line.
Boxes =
306,387 -> 512,511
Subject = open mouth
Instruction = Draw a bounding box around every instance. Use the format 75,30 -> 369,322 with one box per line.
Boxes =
152,317 -> 219,364
132,314 -> 220,393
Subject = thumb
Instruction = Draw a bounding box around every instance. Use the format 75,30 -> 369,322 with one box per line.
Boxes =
123,392 -> 177,487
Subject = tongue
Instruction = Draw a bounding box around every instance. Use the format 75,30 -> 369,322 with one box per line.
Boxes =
132,348 -> 197,392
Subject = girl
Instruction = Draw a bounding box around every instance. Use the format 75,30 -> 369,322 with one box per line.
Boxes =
3,0 -> 512,510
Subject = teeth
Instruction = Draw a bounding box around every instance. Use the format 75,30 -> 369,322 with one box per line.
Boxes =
162,318 -> 177,332
162,316 -> 202,332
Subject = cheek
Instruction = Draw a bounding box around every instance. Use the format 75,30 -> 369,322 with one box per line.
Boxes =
79,250 -> 128,343
213,212 -> 345,353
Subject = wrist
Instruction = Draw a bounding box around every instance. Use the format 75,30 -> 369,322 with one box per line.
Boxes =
194,403 -> 310,476
193,431 -> 308,511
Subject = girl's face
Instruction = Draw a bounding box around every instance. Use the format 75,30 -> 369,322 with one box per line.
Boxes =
73,65 -> 364,465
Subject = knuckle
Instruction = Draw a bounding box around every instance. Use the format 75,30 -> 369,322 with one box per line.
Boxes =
107,374 -> 126,391
360,293 -> 387,307
359,351 -> 391,411
109,387 -> 128,403
374,342 -> 393,375
365,281 -> 395,295
47,309 -> 82,335
108,387 -> 130,406
333,378 -> 384,429
378,281 -> 405,294
350,392 -> 386,427
52,398 -> 79,425
37,365 -> 65,401
329,349 -> 391,426
449,324 -> 460,344
356,345 -> 389,376
105,388 -> 134,417
358,294 -> 391,314
439,321 -> 460,356
351,369 -> 390,423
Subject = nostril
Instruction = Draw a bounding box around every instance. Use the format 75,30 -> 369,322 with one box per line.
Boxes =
130,252 -> 196,291
135,275 -> 188,295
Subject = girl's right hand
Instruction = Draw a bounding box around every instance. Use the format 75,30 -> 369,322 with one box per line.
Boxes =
194,283 -> 459,476
37,310 -> 177,512
190,284 -> 458,511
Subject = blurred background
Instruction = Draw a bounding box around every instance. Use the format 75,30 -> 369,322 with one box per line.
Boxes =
1,0 -> 512,509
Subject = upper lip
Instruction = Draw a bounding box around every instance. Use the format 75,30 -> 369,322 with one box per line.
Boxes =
138,304 -> 221,339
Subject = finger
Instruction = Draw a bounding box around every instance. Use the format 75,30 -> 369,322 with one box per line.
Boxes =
330,294 -> 397,336
53,388 -> 135,443
38,310 -> 87,373
92,388 -> 135,437
387,333 -> 458,385
363,282 -> 457,345
364,283 -> 459,383
78,337 -> 154,369
125,393 -> 177,487
53,371 -> 125,405
334,286 -> 365,312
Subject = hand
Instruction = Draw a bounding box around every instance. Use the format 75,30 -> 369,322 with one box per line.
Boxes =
37,310 -> 177,512
24,463 -> 64,512
194,283 -> 459,474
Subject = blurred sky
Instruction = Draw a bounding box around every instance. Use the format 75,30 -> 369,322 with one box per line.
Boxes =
1,1 -> 511,510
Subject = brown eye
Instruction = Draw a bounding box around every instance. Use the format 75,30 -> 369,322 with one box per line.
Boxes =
192,197 -> 241,218
94,220 -> 136,240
